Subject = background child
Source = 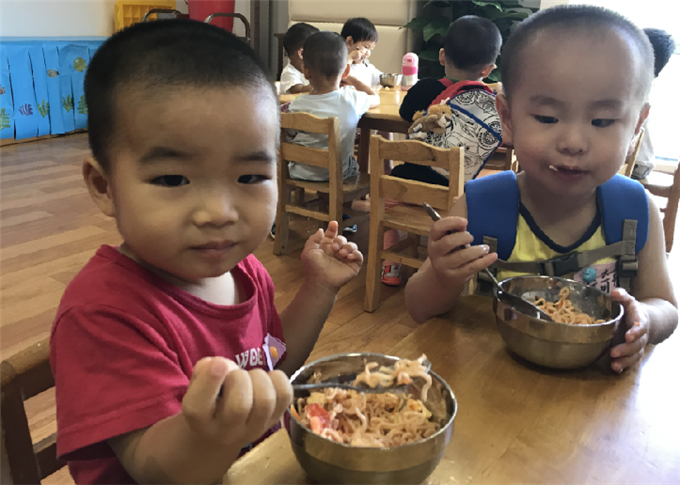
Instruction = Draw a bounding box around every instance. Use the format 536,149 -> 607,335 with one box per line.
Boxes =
287,31 -> 379,182
341,17 -> 382,87
51,20 -> 363,484
632,28 -> 675,180
381,16 -> 502,287
405,5 -> 677,374
280,22 -> 319,94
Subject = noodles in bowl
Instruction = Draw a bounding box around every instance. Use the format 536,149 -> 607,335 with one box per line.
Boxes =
285,352 -> 456,485
291,355 -> 438,447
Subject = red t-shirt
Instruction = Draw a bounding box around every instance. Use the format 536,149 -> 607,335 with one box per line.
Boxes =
50,246 -> 287,484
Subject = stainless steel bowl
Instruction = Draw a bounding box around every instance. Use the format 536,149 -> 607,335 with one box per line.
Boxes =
494,276 -> 623,369
379,73 -> 403,88
284,352 -> 457,484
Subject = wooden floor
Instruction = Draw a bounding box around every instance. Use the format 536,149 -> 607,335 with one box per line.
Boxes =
2,133 -> 679,483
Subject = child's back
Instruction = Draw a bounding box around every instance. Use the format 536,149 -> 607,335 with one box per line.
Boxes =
394,15 -> 503,184
287,31 -> 379,182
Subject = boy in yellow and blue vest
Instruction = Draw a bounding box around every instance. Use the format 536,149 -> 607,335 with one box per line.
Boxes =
405,5 -> 678,374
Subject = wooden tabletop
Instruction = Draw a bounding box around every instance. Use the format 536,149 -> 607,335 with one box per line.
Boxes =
224,295 -> 680,484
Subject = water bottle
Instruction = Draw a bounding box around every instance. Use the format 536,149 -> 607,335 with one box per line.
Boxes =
401,53 -> 419,91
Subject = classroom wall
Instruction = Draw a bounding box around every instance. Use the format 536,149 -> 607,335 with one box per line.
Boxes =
0,0 -> 251,38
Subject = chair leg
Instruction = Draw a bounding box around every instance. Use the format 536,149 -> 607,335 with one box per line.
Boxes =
364,223 -> 385,312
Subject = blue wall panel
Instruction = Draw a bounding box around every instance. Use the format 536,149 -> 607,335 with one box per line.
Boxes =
7,45 -> 39,139
0,46 -> 15,140
28,46 -> 52,136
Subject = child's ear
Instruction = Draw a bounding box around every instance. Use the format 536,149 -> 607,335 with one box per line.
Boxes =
296,47 -> 304,60
438,48 -> 446,67
345,36 -> 354,49
83,156 -> 115,217
627,102 -> 651,156
496,93 -> 513,144
480,63 -> 496,79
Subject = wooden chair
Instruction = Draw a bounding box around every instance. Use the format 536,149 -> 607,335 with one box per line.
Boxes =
274,112 -> 371,255
641,164 -> 680,254
364,135 -> 464,312
1,338 -> 66,484
619,128 -> 645,177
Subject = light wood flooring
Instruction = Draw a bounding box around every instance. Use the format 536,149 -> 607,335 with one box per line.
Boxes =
2,133 -> 679,483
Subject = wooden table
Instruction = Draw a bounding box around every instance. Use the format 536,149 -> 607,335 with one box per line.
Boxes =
225,295 -> 680,484
279,88 -> 411,173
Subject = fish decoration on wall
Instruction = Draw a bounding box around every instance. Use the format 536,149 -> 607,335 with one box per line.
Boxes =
47,69 -> 59,78
73,57 -> 87,72
19,104 -> 34,116
0,86 -> 5,95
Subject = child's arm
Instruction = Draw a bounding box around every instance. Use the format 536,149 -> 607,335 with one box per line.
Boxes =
343,75 -> 380,109
399,79 -> 446,122
288,83 -> 313,94
609,193 -> 678,372
108,358 -> 293,484
405,195 -> 498,324
277,222 -> 363,374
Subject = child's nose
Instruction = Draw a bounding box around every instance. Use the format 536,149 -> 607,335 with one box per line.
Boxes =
557,125 -> 588,155
193,191 -> 239,227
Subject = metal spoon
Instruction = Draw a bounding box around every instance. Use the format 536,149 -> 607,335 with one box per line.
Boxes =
422,203 -> 555,322
293,359 -> 432,394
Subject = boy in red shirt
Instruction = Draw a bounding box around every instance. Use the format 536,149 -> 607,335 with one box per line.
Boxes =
51,20 -> 363,484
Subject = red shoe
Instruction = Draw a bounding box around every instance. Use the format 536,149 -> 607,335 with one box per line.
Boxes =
381,264 -> 402,286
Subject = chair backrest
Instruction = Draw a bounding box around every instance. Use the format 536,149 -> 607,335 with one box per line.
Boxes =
369,135 -> 464,213
619,128 -> 645,177
279,112 -> 343,214
643,164 -> 680,254
1,338 -> 64,484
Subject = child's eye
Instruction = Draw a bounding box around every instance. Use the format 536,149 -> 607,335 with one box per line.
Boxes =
238,174 -> 269,184
535,115 -> 558,124
592,119 -> 615,128
151,175 -> 189,187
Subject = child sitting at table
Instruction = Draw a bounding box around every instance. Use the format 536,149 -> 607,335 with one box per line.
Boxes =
341,17 -> 382,87
381,15 -> 503,287
280,22 -> 319,94
632,28 -> 675,180
287,30 -> 379,233
405,5 -> 678,374
50,20 -> 363,485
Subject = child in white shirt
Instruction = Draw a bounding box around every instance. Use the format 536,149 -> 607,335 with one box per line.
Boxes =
280,23 -> 319,94
288,31 -> 380,181
341,17 -> 382,88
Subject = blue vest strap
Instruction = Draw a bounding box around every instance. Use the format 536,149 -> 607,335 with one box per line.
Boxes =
597,174 -> 648,253
465,171 -> 519,260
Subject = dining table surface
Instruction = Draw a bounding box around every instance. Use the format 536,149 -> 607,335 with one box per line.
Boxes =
223,294 -> 680,484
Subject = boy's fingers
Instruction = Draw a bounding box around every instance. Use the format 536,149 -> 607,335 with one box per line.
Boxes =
430,217 -> 467,240
429,232 -> 474,258
244,369 -> 277,434
217,368 -> 253,428
269,370 -> 294,423
183,357 -> 238,422
611,348 -> 644,373
325,221 -> 339,239
437,244 -> 491,270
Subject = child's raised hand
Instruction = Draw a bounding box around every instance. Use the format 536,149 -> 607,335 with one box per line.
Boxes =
428,216 -> 497,283
609,288 -> 651,373
182,357 -> 293,446
301,221 -> 363,291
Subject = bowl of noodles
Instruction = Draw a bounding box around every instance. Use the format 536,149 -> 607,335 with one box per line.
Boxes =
284,352 -> 456,485
493,275 -> 624,369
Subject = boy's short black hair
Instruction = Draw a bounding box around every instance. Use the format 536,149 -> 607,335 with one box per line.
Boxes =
500,5 -> 654,102
85,19 -> 272,172
443,15 -> 502,71
644,28 -> 675,77
303,31 -> 348,79
340,18 -> 378,44
283,22 -> 320,56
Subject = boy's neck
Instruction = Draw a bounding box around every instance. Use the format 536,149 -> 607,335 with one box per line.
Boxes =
289,55 -> 304,73
444,64 -> 483,82
517,172 -> 597,221
309,75 -> 342,95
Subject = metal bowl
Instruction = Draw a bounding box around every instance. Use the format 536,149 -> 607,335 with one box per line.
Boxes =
379,73 -> 403,88
284,352 -> 457,484
493,276 -> 623,369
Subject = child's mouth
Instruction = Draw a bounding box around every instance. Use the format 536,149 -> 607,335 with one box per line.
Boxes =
548,164 -> 587,180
